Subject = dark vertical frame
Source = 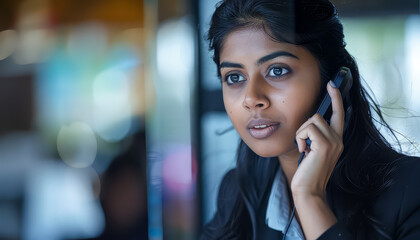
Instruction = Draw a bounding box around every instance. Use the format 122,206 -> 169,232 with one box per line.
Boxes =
194,0 -> 227,236
191,0 -> 204,237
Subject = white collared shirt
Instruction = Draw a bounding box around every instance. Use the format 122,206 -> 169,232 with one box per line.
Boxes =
265,168 -> 305,240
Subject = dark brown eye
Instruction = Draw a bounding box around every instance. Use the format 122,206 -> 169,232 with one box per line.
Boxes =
226,74 -> 245,85
268,67 -> 289,77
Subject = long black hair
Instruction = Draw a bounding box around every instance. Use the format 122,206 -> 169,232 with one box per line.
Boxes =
204,0 -> 404,239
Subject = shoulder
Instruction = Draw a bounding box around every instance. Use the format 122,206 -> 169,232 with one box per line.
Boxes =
389,156 -> 420,214
392,155 -> 420,181
385,155 -> 420,202
373,155 -> 420,236
201,168 -> 242,239
214,168 -> 240,215
205,169 -> 240,220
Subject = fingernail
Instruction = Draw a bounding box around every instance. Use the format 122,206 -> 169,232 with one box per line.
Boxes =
329,80 -> 337,88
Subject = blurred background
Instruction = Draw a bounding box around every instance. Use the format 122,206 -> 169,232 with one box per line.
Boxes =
0,0 -> 419,240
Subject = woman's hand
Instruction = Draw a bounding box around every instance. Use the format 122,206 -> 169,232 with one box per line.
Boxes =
292,80 -> 344,197
292,81 -> 345,239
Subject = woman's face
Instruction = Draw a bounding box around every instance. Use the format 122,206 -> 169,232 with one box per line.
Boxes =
220,28 -> 321,158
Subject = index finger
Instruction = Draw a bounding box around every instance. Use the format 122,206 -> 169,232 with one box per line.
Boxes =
327,81 -> 345,137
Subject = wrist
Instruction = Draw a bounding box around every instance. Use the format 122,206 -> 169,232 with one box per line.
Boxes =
292,190 -> 326,207
293,193 -> 338,240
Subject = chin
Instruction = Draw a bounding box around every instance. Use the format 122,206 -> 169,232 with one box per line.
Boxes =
256,152 -> 278,158
244,138 -> 297,159
244,141 -> 284,158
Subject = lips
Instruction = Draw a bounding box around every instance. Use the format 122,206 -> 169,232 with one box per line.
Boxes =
247,119 -> 280,139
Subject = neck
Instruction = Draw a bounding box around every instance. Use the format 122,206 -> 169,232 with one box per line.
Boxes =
278,148 -> 300,187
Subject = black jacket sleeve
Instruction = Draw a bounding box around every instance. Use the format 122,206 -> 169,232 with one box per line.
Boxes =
318,222 -> 354,240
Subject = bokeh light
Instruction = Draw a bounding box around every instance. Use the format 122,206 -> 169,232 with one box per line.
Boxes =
66,23 -> 108,61
93,68 -> 132,142
13,28 -> 55,65
156,19 -> 194,103
0,30 -> 18,61
162,145 -> 197,194
57,122 -> 97,168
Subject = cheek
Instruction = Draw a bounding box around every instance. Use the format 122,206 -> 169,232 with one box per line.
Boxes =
223,95 -> 230,114
226,108 -> 234,119
223,94 -> 238,121
283,88 -> 318,126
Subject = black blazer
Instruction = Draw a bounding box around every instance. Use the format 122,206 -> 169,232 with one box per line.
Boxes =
202,156 -> 420,239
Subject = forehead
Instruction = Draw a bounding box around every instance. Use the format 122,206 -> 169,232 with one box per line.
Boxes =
220,28 -> 310,63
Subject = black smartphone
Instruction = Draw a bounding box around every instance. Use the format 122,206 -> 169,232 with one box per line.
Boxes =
305,66 -> 353,147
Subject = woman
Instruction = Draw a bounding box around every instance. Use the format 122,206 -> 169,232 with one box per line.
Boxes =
201,0 -> 420,239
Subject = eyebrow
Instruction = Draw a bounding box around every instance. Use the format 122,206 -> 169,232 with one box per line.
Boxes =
220,50 -> 299,70
220,62 -> 244,69
257,51 -> 299,65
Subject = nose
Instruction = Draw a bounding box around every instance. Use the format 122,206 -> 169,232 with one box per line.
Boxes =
242,76 -> 269,110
